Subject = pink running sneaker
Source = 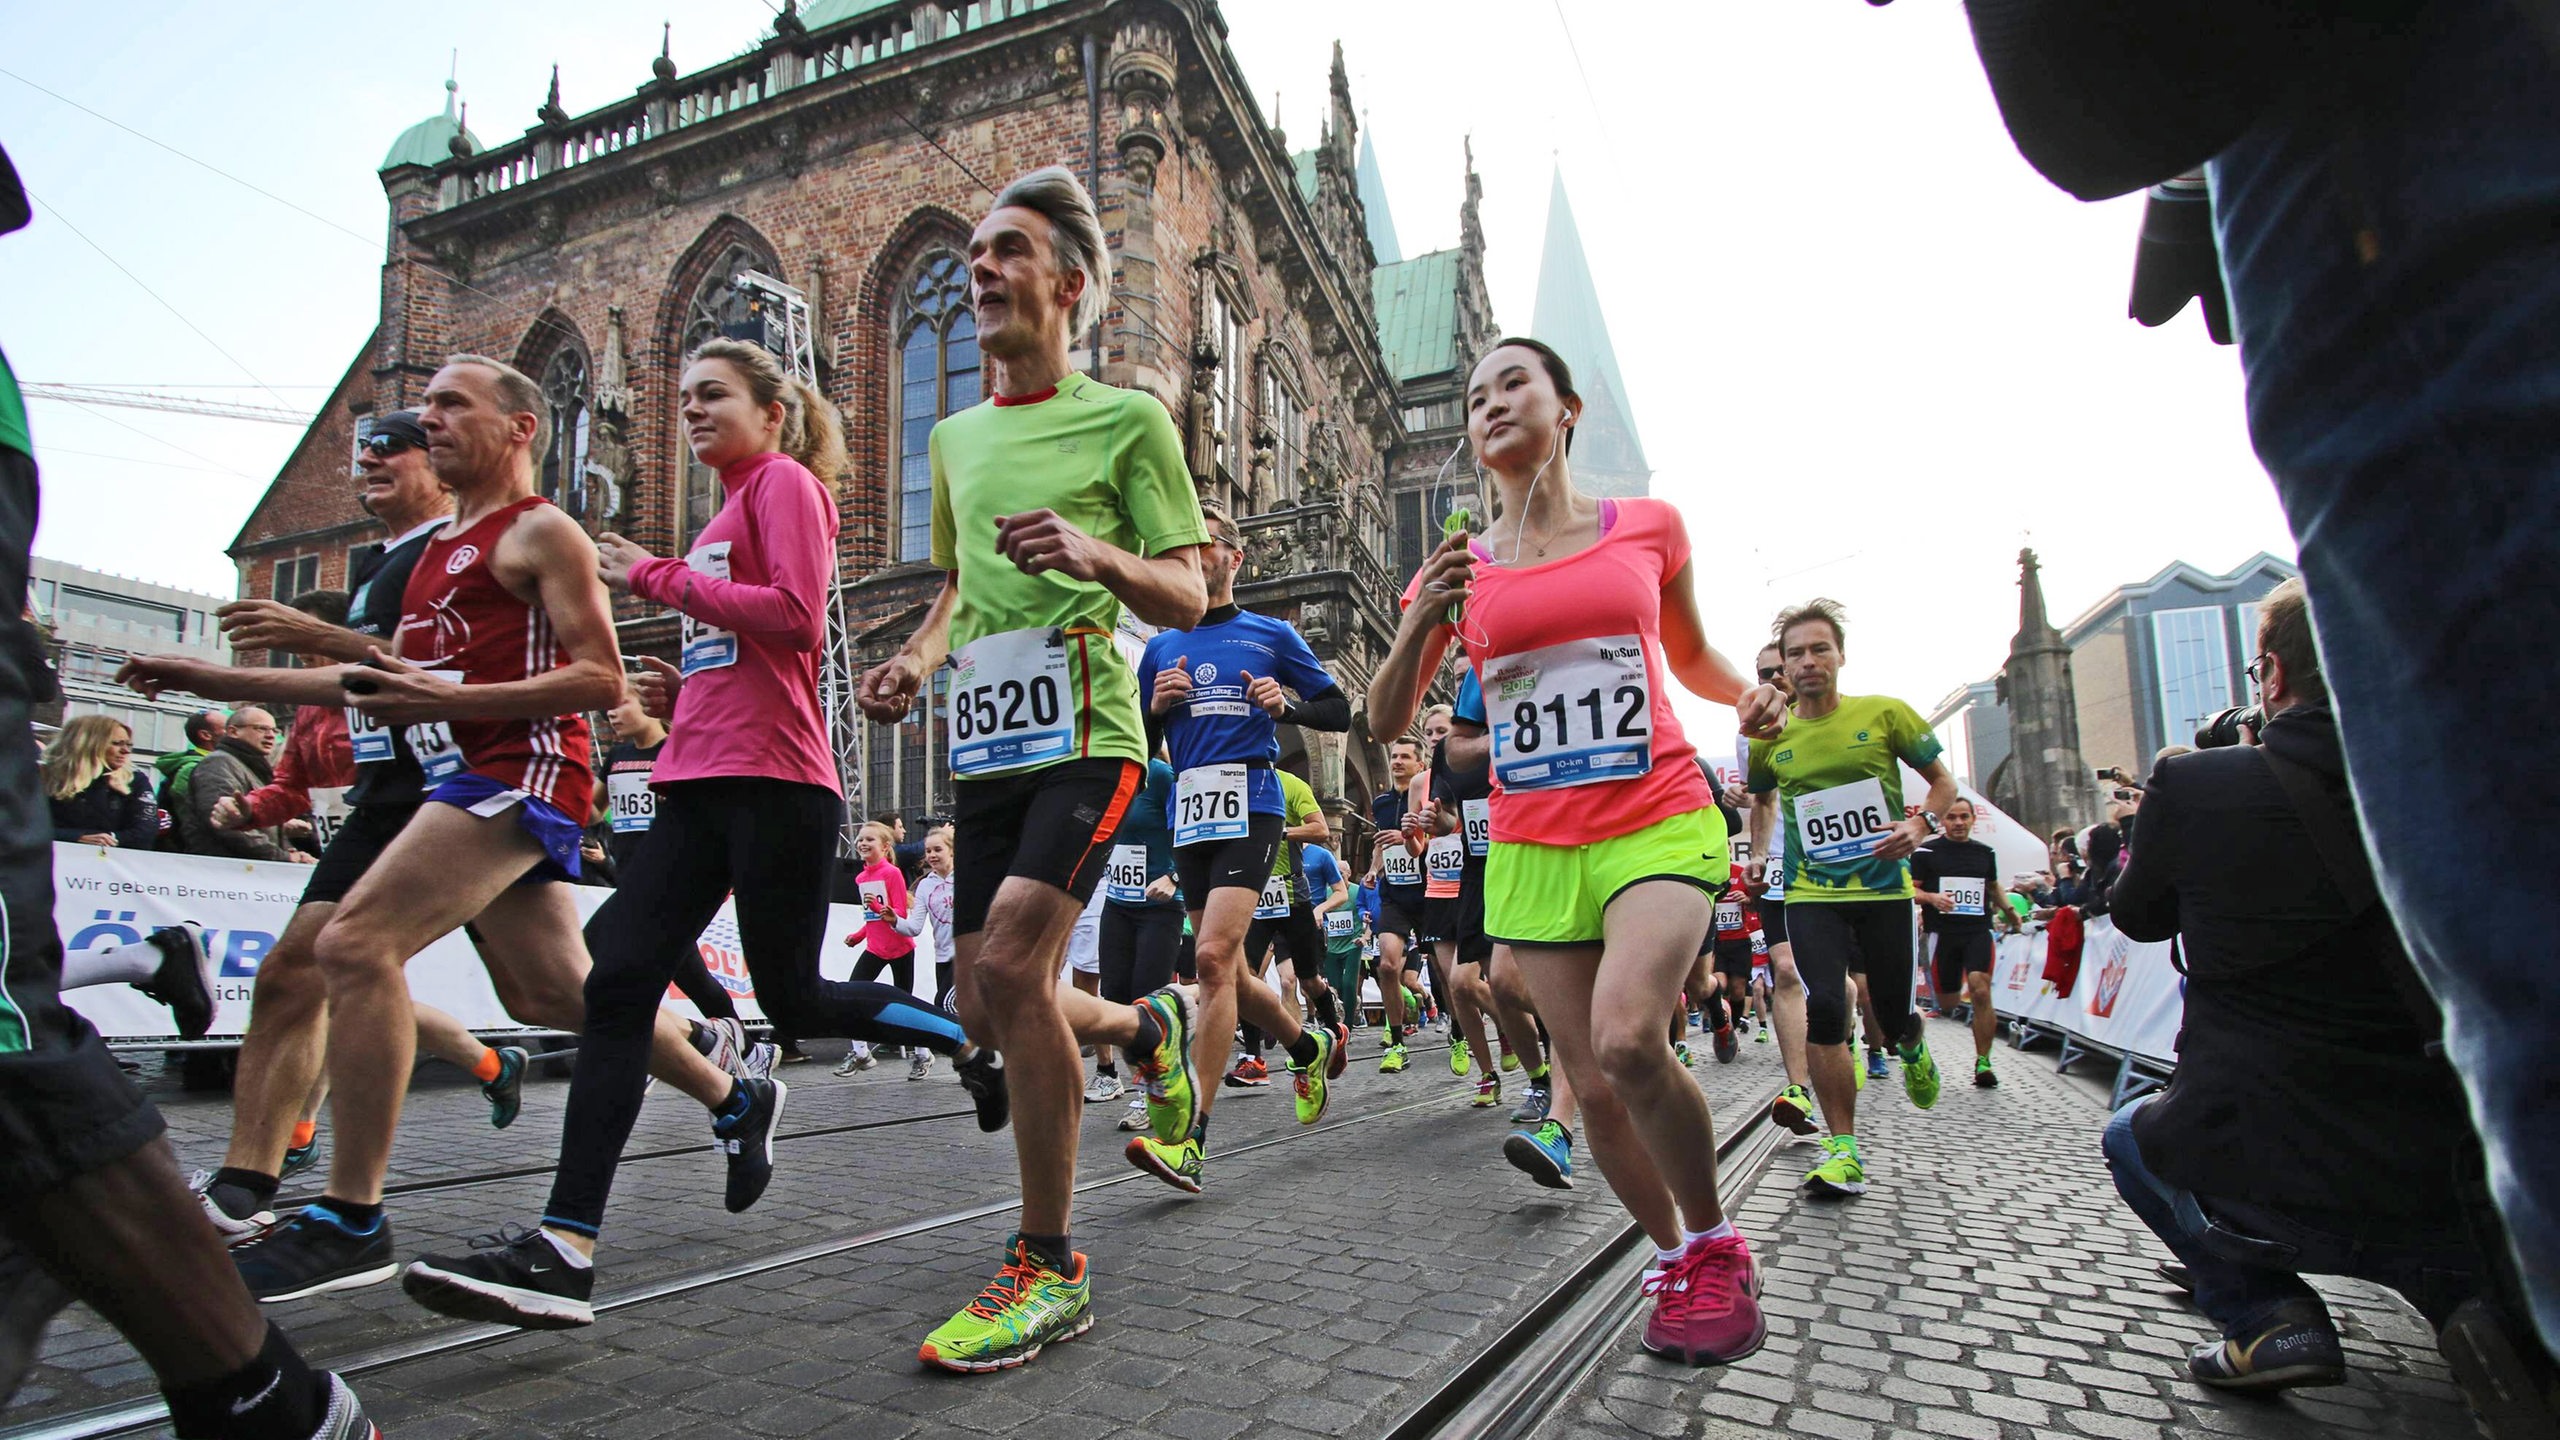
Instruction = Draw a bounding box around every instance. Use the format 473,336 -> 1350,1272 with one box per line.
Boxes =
1640,1232 -> 1766,1365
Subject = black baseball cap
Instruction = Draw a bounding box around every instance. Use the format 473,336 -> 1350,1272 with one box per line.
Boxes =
360,410 -> 429,450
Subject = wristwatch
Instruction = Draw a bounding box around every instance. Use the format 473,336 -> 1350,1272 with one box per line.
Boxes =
1918,811 -> 1943,836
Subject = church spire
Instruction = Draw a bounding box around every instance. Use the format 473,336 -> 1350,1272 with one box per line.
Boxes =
1999,548 -> 2102,837
1530,166 -> 1649,496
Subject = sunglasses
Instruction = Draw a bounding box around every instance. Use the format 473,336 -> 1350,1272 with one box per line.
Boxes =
359,434 -> 417,457
1756,667 -> 1783,682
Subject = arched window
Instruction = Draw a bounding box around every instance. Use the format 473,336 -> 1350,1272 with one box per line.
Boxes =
895,252 -> 980,563
679,243 -> 770,552
540,348 -> 592,518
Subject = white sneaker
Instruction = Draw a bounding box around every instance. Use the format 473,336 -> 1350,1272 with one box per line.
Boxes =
701,1017 -> 747,1076
1084,1071 -> 1125,1103
738,1042 -> 781,1082
1117,1096 -> 1148,1131
834,1043 -> 875,1077
907,1051 -> 932,1081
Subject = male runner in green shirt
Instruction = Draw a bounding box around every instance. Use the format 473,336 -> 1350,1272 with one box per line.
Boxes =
858,166 -> 1209,1373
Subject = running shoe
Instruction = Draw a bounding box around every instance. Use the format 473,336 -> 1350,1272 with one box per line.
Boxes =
483,1044 -> 529,1130
2157,1262 -> 2195,1294
1378,1042 -> 1408,1074
835,1042 -> 875,1076
909,1050 -> 934,1082
402,1224 -> 595,1330
1117,1096 -> 1148,1132
699,1016 -> 747,1075
1641,1232 -> 1766,1366
738,1041 -> 782,1081
713,1077 -> 785,1214
1125,1134 -> 1205,1193
1802,1135 -> 1868,1198
1901,1037 -> 1942,1110
2188,1304 -> 2346,1392
918,1235 -> 1093,1373
1472,1073 -> 1502,1109
1503,1120 -> 1574,1189
0,1239 -> 72,1408
280,1136 -> 321,1182
1500,1043 -> 1520,1073
1510,1075 -> 1551,1127
1771,1084 -> 1818,1136
1325,1021 -> 1350,1080
1713,1026 -> 1738,1065
1753,1027 -> 1769,1044
1865,1048 -> 1889,1082
1974,1056 -> 1997,1089
1674,1041 -> 1694,1067
1449,1037 -> 1472,1077
233,1206 -> 397,1302
955,1047 -> 1010,1133
1688,1010 -> 1704,1034
136,923 -> 216,1040
1223,1056 -> 1270,1088
1129,988 -> 1198,1145
1291,1028 -> 1338,1126
313,1373 -> 383,1440
1853,1052 -> 1868,1091
192,1170 -> 276,1247
1083,1070 -> 1124,1103
777,1040 -> 811,1064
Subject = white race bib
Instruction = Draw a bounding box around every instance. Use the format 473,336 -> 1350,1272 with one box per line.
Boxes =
347,705 -> 395,766
1461,797 -> 1491,857
1381,844 -> 1423,887
1102,843 -> 1150,906
677,541 -> 739,676
1255,871 -> 1293,920
308,786 -> 351,851
1795,777 -> 1893,867
402,670 -> 467,784
1324,909 -> 1356,939
859,878 -> 890,918
1944,876 -> 1987,917
607,770 -> 656,834
1425,832 -> 1465,885
1484,635 -> 1653,792
947,627 -> 1074,776
1173,764 -> 1250,847
1715,900 -> 1744,933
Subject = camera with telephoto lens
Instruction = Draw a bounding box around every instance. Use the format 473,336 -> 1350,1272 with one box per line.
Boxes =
2195,704 -> 2265,750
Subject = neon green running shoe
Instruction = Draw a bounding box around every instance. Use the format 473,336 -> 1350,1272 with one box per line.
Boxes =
1674,1041 -> 1694,1067
1125,1134 -> 1204,1193
1901,1036 -> 1942,1111
1292,1029 -> 1337,1125
1500,1045 -> 1521,1073
918,1236 -> 1093,1373
1129,987 -> 1198,1145
1803,1135 -> 1868,1198
1853,1048 -> 1868,1091
1379,1042 -> 1408,1074
1450,1038 -> 1472,1077
1771,1084 -> 1818,1136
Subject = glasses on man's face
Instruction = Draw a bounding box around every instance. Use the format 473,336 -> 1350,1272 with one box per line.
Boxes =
2245,653 -> 2273,688
359,435 -> 415,458
1756,667 -> 1783,682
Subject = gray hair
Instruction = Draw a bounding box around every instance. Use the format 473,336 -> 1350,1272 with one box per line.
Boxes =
443,353 -> 549,457
992,166 -> 1110,335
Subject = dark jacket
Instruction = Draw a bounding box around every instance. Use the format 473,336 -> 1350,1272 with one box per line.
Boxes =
49,771 -> 158,850
2113,703 -> 2465,1236
184,737 -> 294,862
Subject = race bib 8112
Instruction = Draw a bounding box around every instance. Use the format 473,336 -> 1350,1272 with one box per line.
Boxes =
1485,635 -> 1652,792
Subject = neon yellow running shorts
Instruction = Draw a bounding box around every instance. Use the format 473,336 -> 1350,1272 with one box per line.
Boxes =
1484,806 -> 1730,946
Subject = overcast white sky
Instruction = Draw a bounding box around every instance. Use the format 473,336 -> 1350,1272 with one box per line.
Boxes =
1,0 -> 2295,738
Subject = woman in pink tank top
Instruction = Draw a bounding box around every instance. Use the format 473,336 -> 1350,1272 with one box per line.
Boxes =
1370,337 -> 1789,1371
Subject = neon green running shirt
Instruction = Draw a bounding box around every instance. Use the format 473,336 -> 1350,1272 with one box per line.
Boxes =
1748,694 -> 1943,903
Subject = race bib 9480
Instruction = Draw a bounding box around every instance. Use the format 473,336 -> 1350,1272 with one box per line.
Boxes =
1485,635 -> 1652,792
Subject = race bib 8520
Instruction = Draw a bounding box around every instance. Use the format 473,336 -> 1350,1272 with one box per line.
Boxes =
948,627 -> 1074,777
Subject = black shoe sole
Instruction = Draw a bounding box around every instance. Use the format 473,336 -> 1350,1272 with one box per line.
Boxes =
402,1263 -> 594,1330
1502,1134 -> 1573,1189
2191,1362 -> 2347,1393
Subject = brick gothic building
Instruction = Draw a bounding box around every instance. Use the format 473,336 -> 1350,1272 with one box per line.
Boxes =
230,0 -> 1509,834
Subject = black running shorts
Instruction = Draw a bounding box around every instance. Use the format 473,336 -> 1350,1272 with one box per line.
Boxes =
1713,936 -> 1755,980
1787,898 -> 1920,1050
1929,929 -> 1997,994
952,758 -> 1142,938
1173,812 -> 1283,906
1760,899 -> 1788,948
298,801 -> 421,906
1377,887 -> 1425,951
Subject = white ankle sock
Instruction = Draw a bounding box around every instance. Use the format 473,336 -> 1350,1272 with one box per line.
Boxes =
1683,1221 -> 1738,1246
542,1229 -> 594,1269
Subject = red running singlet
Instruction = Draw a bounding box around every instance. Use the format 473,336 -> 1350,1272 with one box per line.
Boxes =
397,496 -> 595,822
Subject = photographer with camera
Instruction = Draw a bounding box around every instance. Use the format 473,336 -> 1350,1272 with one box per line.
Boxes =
2099,579 -> 2480,1392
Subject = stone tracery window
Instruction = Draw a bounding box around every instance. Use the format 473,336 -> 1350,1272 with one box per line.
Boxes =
679,242 -> 772,552
539,347 -> 592,519
894,250 -> 980,564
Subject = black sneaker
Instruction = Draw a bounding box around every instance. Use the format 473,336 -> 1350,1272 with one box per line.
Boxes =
280,1137 -> 321,1182
955,1047 -> 1009,1133
193,1169 -> 277,1247
714,1078 -> 786,1214
483,1045 -> 530,1129
136,922 -> 215,1040
403,1224 -> 596,1330
234,1207 -> 397,1302
315,1372 -> 383,1439
2188,1304 -> 2346,1391
0,1240 -> 71,1407
2158,1261 -> 2194,1294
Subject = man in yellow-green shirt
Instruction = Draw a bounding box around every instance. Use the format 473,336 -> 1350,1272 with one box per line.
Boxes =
1747,598 -> 1958,1199
858,166 -> 1209,1374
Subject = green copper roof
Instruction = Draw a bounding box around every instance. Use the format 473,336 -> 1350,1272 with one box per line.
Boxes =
799,0 -> 898,27
381,80 -> 478,172
1529,168 -> 1648,481
1292,149 -> 1318,205
1372,249 -> 1461,382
